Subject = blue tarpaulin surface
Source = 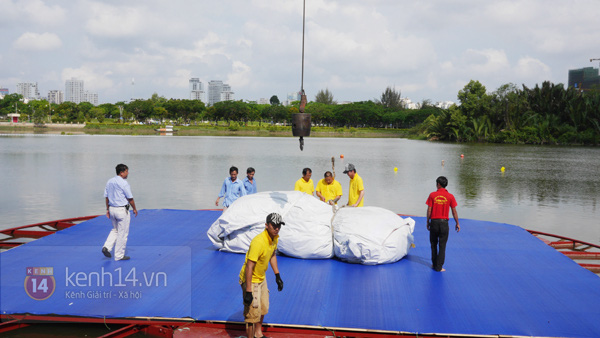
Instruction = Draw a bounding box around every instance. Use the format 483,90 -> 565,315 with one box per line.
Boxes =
1,209 -> 600,337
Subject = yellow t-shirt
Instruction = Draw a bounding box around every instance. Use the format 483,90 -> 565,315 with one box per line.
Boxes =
316,178 -> 343,203
294,178 -> 314,195
348,173 -> 365,207
239,230 -> 279,284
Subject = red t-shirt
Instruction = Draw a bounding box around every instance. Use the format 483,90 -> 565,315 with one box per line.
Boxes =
426,188 -> 457,220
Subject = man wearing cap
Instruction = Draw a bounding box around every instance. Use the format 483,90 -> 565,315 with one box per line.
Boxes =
102,163 -> 138,261
216,166 -> 247,212
316,171 -> 343,205
294,167 -> 314,196
344,163 -> 365,207
426,176 -> 460,272
240,213 -> 285,338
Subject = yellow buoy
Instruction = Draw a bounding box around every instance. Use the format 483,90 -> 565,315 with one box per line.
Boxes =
501,167 -> 505,172
394,167 -> 398,172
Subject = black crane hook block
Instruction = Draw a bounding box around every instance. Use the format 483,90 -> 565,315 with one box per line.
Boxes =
292,113 -> 310,151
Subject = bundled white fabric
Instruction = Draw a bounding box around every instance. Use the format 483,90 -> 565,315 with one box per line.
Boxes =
332,206 -> 415,265
206,191 -> 414,264
207,191 -> 334,259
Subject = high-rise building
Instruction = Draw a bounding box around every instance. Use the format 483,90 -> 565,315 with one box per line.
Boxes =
220,84 -> 234,102
65,78 -> 84,103
568,67 -> 600,91
189,78 -> 205,101
208,80 -> 223,106
16,82 -> 40,100
83,91 -> 98,106
48,90 -> 64,104
208,80 -> 234,105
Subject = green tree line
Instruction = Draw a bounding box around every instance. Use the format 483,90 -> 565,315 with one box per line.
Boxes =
2,82 -> 600,144
0,90 -> 434,129
423,80 -> 600,145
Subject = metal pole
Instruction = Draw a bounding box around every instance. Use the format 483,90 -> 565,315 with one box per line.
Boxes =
301,0 -> 306,92
294,0 -> 310,151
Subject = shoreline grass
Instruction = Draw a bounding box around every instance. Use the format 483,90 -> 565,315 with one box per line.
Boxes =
1,123 -> 413,138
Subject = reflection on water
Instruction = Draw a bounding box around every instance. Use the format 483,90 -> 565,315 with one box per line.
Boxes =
1,135 -> 599,243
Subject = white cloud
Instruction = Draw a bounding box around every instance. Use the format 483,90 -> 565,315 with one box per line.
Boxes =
227,61 -> 252,88
61,66 -> 113,91
13,32 -> 62,51
22,0 -> 67,26
3,1 -> 600,104
167,69 -> 192,89
515,57 -> 551,82
0,0 -> 66,26
85,2 -> 146,38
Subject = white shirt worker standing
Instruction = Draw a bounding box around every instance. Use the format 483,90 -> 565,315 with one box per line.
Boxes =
102,163 -> 138,261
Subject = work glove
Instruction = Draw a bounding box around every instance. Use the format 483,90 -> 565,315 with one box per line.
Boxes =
243,291 -> 253,306
275,273 -> 284,291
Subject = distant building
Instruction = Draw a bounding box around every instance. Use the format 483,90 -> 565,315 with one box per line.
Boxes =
65,78 -> 84,103
258,98 -> 269,105
48,90 -> 64,104
288,91 -> 301,102
7,113 -> 20,123
220,84 -> 234,102
207,80 -> 234,106
282,91 -> 302,106
83,91 -> 98,106
189,78 -> 205,101
568,67 -> 600,91
207,80 -> 223,106
401,98 -> 419,109
436,101 -> 455,109
16,82 -> 40,100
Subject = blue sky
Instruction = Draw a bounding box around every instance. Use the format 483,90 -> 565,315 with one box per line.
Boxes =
1,0 -> 598,104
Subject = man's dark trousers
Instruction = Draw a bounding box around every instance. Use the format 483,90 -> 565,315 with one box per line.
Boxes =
429,219 -> 449,271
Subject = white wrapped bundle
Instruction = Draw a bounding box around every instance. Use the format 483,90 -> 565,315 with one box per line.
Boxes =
332,207 -> 415,265
206,191 -> 334,259
207,191 -> 414,264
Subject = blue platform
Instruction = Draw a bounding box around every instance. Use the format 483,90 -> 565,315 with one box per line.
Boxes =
1,209 -> 600,337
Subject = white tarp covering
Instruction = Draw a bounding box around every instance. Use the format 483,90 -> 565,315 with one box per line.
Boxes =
332,206 -> 415,265
207,191 -> 334,259
207,191 -> 415,264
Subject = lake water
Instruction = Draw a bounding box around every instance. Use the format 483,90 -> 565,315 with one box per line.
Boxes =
1,134 -> 599,243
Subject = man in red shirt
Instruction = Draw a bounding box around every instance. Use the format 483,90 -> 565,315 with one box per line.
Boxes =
426,176 -> 460,272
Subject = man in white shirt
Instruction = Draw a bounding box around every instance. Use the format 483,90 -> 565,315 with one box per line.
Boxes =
102,163 -> 138,261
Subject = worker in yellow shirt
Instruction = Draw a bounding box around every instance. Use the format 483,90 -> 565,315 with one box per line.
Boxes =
344,163 -> 365,207
316,171 -> 343,205
294,167 -> 314,196
239,213 -> 285,338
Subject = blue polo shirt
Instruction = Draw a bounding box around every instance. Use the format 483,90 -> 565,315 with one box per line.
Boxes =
243,177 -> 257,194
104,176 -> 133,207
218,177 -> 247,207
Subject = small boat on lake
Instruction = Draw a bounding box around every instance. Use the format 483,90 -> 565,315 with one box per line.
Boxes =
154,125 -> 177,133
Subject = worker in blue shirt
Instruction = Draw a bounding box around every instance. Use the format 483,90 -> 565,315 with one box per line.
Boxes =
216,166 -> 247,211
243,167 -> 257,194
